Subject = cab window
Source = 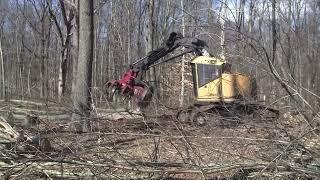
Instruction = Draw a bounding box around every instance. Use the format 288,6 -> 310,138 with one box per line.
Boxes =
197,64 -> 221,87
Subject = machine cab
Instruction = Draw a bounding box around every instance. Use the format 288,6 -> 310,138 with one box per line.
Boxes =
191,56 -> 254,103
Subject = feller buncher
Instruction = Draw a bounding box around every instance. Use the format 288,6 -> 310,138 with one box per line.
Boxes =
105,32 -> 279,125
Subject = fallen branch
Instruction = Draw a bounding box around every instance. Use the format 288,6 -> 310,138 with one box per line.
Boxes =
0,116 -> 19,143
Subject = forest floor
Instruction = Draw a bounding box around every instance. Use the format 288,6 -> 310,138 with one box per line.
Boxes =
0,99 -> 320,179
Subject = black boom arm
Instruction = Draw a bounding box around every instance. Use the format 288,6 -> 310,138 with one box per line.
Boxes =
131,32 -> 209,78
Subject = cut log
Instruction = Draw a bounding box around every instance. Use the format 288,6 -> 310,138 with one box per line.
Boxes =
8,99 -> 55,106
96,111 -> 142,120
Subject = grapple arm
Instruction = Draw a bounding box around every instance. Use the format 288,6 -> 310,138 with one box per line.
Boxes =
105,32 -> 209,106
132,33 -> 208,72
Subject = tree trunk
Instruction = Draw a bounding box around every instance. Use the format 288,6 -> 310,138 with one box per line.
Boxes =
236,0 -> 245,64
16,22 -> 24,98
15,25 -> 20,97
71,0 -> 79,102
71,0 -> 94,133
179,0 -> 185,107
54,0 -> 77,101
270,0 -> 277,101
40,23 -> 46,98
271,0 -> 277,64
286,0 -> 294,79
248,0 -> 254,34
0,37 -> 4,99
58,56 -> 64,101
146,0 -> 156,97
39,2 -> 51,99
219,0 -> 227,60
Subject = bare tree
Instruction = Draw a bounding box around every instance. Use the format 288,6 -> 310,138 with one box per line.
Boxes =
248,0 -> 254,34
71,0 -> 94,132
145,0 -> 156,97
49,0 -> 78,101
219,0 -> 227,60
71,0 -> 79,103
271,0 -> 277,64
0,36 -> 4,98
179,0 -> 185,107
39,1 -> 51,98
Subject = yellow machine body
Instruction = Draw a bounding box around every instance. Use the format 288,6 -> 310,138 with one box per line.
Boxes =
191,56 -> 256,103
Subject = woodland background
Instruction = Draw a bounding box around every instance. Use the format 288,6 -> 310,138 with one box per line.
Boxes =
0,0 -> 319,112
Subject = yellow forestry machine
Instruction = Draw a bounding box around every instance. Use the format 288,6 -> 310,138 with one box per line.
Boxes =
105,32 -> 279,125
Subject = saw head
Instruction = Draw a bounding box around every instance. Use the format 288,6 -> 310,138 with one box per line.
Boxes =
133,84 -> 153,108
105,78 -> 153,107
